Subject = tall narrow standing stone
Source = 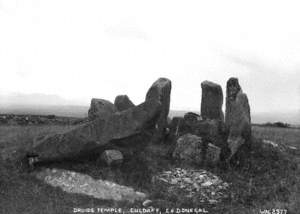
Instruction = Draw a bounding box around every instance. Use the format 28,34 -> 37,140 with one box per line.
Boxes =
201,81 -> 224,121
146,78 -> 172,141
225,78 -> 251,161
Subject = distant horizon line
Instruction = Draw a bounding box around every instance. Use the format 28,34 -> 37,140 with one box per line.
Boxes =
0,103 -> 299,114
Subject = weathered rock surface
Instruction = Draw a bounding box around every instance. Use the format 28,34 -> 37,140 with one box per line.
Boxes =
88,98 -> 116,120
225,78 -> 251,160
101,150 -> 123,166
201,81 -> 224,121
206,143 -> 221,165
172,134 -> 221,165
172,134 -> 204,164
35,168 -> 146,203
114,95 -> 135,111
28,99 -> 161,162
184,112 -> 201,126
169,113 -> 201,138
152,168 -> 229,203
169,116 -> 224,148
146,78 -> 171,141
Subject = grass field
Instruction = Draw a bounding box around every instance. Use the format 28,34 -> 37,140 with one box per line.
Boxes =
0,124 -> 299,214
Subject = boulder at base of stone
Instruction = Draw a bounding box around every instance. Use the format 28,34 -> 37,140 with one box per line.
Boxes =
169,116 -> 224,148
88,98 -> 117,120
201,81 -> 224,121
27,98 -> 161,163
146,78 -> 172,141
194,119 -> 225,148
114,95 -> 135,112
172,134 -> 221,166
101,150 -> 123,166
206,143 -> 221,165
225,78 -> 251,161
172,134 -> 204,165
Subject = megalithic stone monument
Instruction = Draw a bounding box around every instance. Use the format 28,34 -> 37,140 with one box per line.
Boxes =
145,77 -> 172,142
27,98 -> 161,162
201,80 -> 224,122
225,77 -> 251,161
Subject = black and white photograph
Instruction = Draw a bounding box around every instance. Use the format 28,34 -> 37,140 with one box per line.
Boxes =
0,1 -> 299,213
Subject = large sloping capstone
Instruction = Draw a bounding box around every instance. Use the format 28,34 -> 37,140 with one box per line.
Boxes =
28,99 -> 161,162
114,95 -> 135,111
145,78 -> 171,141
225,78 -> 251,160
88,98 -> 117,120
201,81 -> 224,122
35,168 -> 146,203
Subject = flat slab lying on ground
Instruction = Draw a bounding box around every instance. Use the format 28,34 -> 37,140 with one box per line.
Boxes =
34,168 -> 147,203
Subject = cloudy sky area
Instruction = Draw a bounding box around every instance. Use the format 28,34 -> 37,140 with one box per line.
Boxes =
0,0 -> 299,113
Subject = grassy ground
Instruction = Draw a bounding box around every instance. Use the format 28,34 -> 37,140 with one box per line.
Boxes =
0,124 -> 299,214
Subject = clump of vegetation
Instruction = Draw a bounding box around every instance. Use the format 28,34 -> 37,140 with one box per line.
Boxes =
262,122 -> 291,128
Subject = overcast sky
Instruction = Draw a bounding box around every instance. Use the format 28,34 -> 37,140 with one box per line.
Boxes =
0,0 -> 299,113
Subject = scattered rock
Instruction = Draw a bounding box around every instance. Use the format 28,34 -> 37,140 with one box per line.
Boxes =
225,78 -> 251,161
114,95 -> 135,111
27,98 -> 161,162
152,168 -> 229,203
262,139 -> 278,148
101,150 -> 123,166
201,81 -> 224,121
35,168 -> 146,203
288,146 -> 297,150
142,199 -> 153,207
146,78 -> 172,141
88,98 -> 116,120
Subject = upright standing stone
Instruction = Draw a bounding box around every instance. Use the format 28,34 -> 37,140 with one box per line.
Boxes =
88,98 -> 116,121
225,78 -> 251,161
114,95 -> 135,111
145,78 -> 172,141
201,81 -> 224,121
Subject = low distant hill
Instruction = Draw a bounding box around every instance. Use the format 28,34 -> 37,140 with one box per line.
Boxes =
0,93 -> 298,125
0,105 -> 89,118
0,105 -> 299,125
252,111 -> 300,126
